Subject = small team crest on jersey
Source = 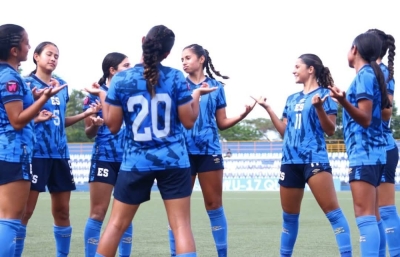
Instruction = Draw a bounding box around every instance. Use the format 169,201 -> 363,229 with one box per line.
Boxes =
83,96 -> 89,105
6,81 -> 19,93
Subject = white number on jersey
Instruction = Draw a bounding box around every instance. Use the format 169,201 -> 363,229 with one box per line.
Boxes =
53,110 -> 60,126
127,93 -> 172,142
294,113 -> 302,130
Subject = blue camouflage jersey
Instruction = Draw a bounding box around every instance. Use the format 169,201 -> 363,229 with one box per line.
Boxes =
83,84 -> 124,162
0,63 -> 36,163
380,63 -> 396,151
183,77 -> 227,155
24,74 -> 70,159
281,87 -> 337,164
105,63 -> 193,172
343,64 -> 386,166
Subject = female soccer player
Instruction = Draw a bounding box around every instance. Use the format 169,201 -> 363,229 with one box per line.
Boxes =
167,44 -> 255,257
85,25 -> 216,257
253,54 -> 352,257
83,52 -> 133,257
329,32 -> 390,256
0,24 -> 65,257
15,41 -> 100,257
366,28 -> 400,257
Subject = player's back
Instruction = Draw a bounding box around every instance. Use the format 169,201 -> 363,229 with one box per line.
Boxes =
343,64 -> 386,166
106,64 -> 193,172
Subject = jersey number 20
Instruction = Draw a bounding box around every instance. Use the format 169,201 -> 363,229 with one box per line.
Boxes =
127,94 -> 171,141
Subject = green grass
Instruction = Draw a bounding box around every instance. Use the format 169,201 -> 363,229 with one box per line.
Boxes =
23,191 -> 400,257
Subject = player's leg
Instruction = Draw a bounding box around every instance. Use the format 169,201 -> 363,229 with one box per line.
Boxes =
84,161 -> 133,257
278,165 -> 305,257
96,200 -> 138,257
306,164 -> 352,257
85,181 -> 113,257
349,165 -> 381,256
96,170 -> 154,257
158,167 -> 196,256
196,155 -> 226,257
168,155 -> 197,257
378,147 -> 400,257
0,161 -> 31,257
16,158 -> 50,257
48,159 -> 76,257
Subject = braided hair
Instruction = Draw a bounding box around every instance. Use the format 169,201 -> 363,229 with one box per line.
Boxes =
142,25 -> 175,97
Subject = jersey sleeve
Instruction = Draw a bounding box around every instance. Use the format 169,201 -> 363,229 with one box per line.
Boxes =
0,73 -> 25,104
105,75 -> 122,106
355,71 -> 374,101
216,83 -> 227,110
175,70 -> 192,106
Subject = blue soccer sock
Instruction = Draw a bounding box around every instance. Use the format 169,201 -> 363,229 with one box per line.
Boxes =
280,212 -> 299,257
94,253 -> 105,257
0,219 -> 20,257
84,218 -> 102,257
119,223 -> 133,257
207,206 -> 228,257
14,224 -> 27,257
168,224 -> 176,256
54,225 -> 72,257
326,208 -> 352,257
377,219 -> 386,257
176,252 -> 197,257
356,215 -> 380,257
380,205 -> 400,257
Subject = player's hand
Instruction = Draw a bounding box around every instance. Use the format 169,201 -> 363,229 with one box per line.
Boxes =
328,85 -> 345,103
49,78 -> 60,87
311,94 -> 328,108
193,82 -> 217,95
31,87 -> 44,100
251,96 -> 269,109
90,115 -> 104,126
42,84 -> 67,98
240,98 -> 257,118
84,100 -> 102,115
36,110 -> 55,123
84,82 -> 101,95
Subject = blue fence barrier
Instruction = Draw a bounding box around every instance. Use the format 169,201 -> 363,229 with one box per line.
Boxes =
75,178 -> 342,192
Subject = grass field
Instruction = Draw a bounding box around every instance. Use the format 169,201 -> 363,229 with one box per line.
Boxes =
23,191 -> 400,257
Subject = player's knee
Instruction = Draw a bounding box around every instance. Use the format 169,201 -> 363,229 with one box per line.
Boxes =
52,207 -> 70,222
320,203 -> 339,214
204,200 -> 222,210
90,206 -> 107,221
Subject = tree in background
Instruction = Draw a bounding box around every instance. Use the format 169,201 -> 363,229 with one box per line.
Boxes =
66,89 -> 93,142
219,118 -> 276,141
